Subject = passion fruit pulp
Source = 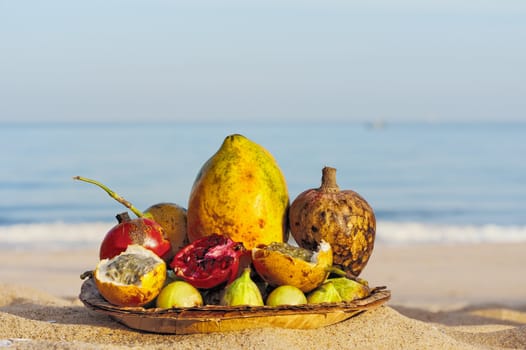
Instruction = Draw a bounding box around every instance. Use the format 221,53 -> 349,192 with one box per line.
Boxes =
94,244 -> 166,307
251,241 -> 333,293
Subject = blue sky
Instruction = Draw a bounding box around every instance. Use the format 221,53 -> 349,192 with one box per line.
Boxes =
1,1 -> 525,123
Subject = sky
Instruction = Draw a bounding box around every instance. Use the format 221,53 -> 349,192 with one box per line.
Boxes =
1,0 -> 525,123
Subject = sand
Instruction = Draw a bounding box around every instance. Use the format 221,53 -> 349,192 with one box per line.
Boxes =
1,243 -> 525,349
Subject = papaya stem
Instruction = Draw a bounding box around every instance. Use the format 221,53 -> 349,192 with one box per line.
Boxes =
72,176 -> 145,218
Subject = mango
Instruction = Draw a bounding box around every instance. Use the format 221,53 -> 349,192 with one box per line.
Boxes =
144,202 -> 188,259
187,134 -> 289,250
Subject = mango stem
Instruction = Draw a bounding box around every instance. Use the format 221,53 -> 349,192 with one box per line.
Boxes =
73,176 -> 145,218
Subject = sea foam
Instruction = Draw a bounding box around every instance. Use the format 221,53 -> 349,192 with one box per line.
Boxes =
0,222 -> 113,250
1,221 -> 526,251
376,221 -> 526,245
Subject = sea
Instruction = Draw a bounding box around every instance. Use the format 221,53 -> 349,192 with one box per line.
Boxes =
1,121 -> 525,250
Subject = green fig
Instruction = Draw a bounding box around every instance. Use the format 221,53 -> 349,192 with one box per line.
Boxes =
327,277 -> 370,301
266,285 -> 307,306
306,281 -> 342,304
221,268 -> 264,307
156,281 -> 203,308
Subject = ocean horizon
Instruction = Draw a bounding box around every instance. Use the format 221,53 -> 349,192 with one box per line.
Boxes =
1,120 -> 525,248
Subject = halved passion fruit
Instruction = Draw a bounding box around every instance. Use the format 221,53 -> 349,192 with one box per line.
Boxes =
94,244 -> 167,307
251,241 -> 333,293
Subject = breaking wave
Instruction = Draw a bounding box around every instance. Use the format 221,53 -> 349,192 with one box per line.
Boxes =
2,221 -> 526,251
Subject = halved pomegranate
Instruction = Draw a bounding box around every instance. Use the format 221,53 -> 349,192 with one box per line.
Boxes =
170,234 -> 246,289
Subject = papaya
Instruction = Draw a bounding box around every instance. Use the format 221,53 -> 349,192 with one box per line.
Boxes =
187,134 -> 289,250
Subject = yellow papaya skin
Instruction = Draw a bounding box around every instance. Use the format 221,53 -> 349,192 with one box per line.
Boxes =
187,134 -> 289,250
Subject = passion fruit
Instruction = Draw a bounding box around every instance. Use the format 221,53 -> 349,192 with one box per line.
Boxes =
94,244 -> 166,307
251,241 -> 333,293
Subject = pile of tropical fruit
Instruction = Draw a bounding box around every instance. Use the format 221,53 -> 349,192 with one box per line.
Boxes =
76,134 -> 376,309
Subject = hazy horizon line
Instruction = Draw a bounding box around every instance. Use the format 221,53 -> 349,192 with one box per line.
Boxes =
0,118 -> 525,127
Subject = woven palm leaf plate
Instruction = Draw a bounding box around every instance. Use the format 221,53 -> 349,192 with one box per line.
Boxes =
79,277 -> 390,334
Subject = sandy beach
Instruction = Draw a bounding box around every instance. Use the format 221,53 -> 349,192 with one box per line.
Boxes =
1,242 -> 525,349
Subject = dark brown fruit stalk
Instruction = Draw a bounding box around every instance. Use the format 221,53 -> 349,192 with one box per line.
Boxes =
288,167 -> 376,277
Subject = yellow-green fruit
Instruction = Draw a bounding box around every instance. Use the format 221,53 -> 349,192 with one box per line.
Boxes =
327,277 -> 370,301
221,268 -> 264,307
289,166 -> 376,276
266,285 -> 307,306
156,281 -> 203,308
144,202 -> 188,259
187,134 -> 289,250
306,281 -> 342,304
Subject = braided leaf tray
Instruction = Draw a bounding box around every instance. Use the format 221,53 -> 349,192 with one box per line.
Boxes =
79,277 -> 390,334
